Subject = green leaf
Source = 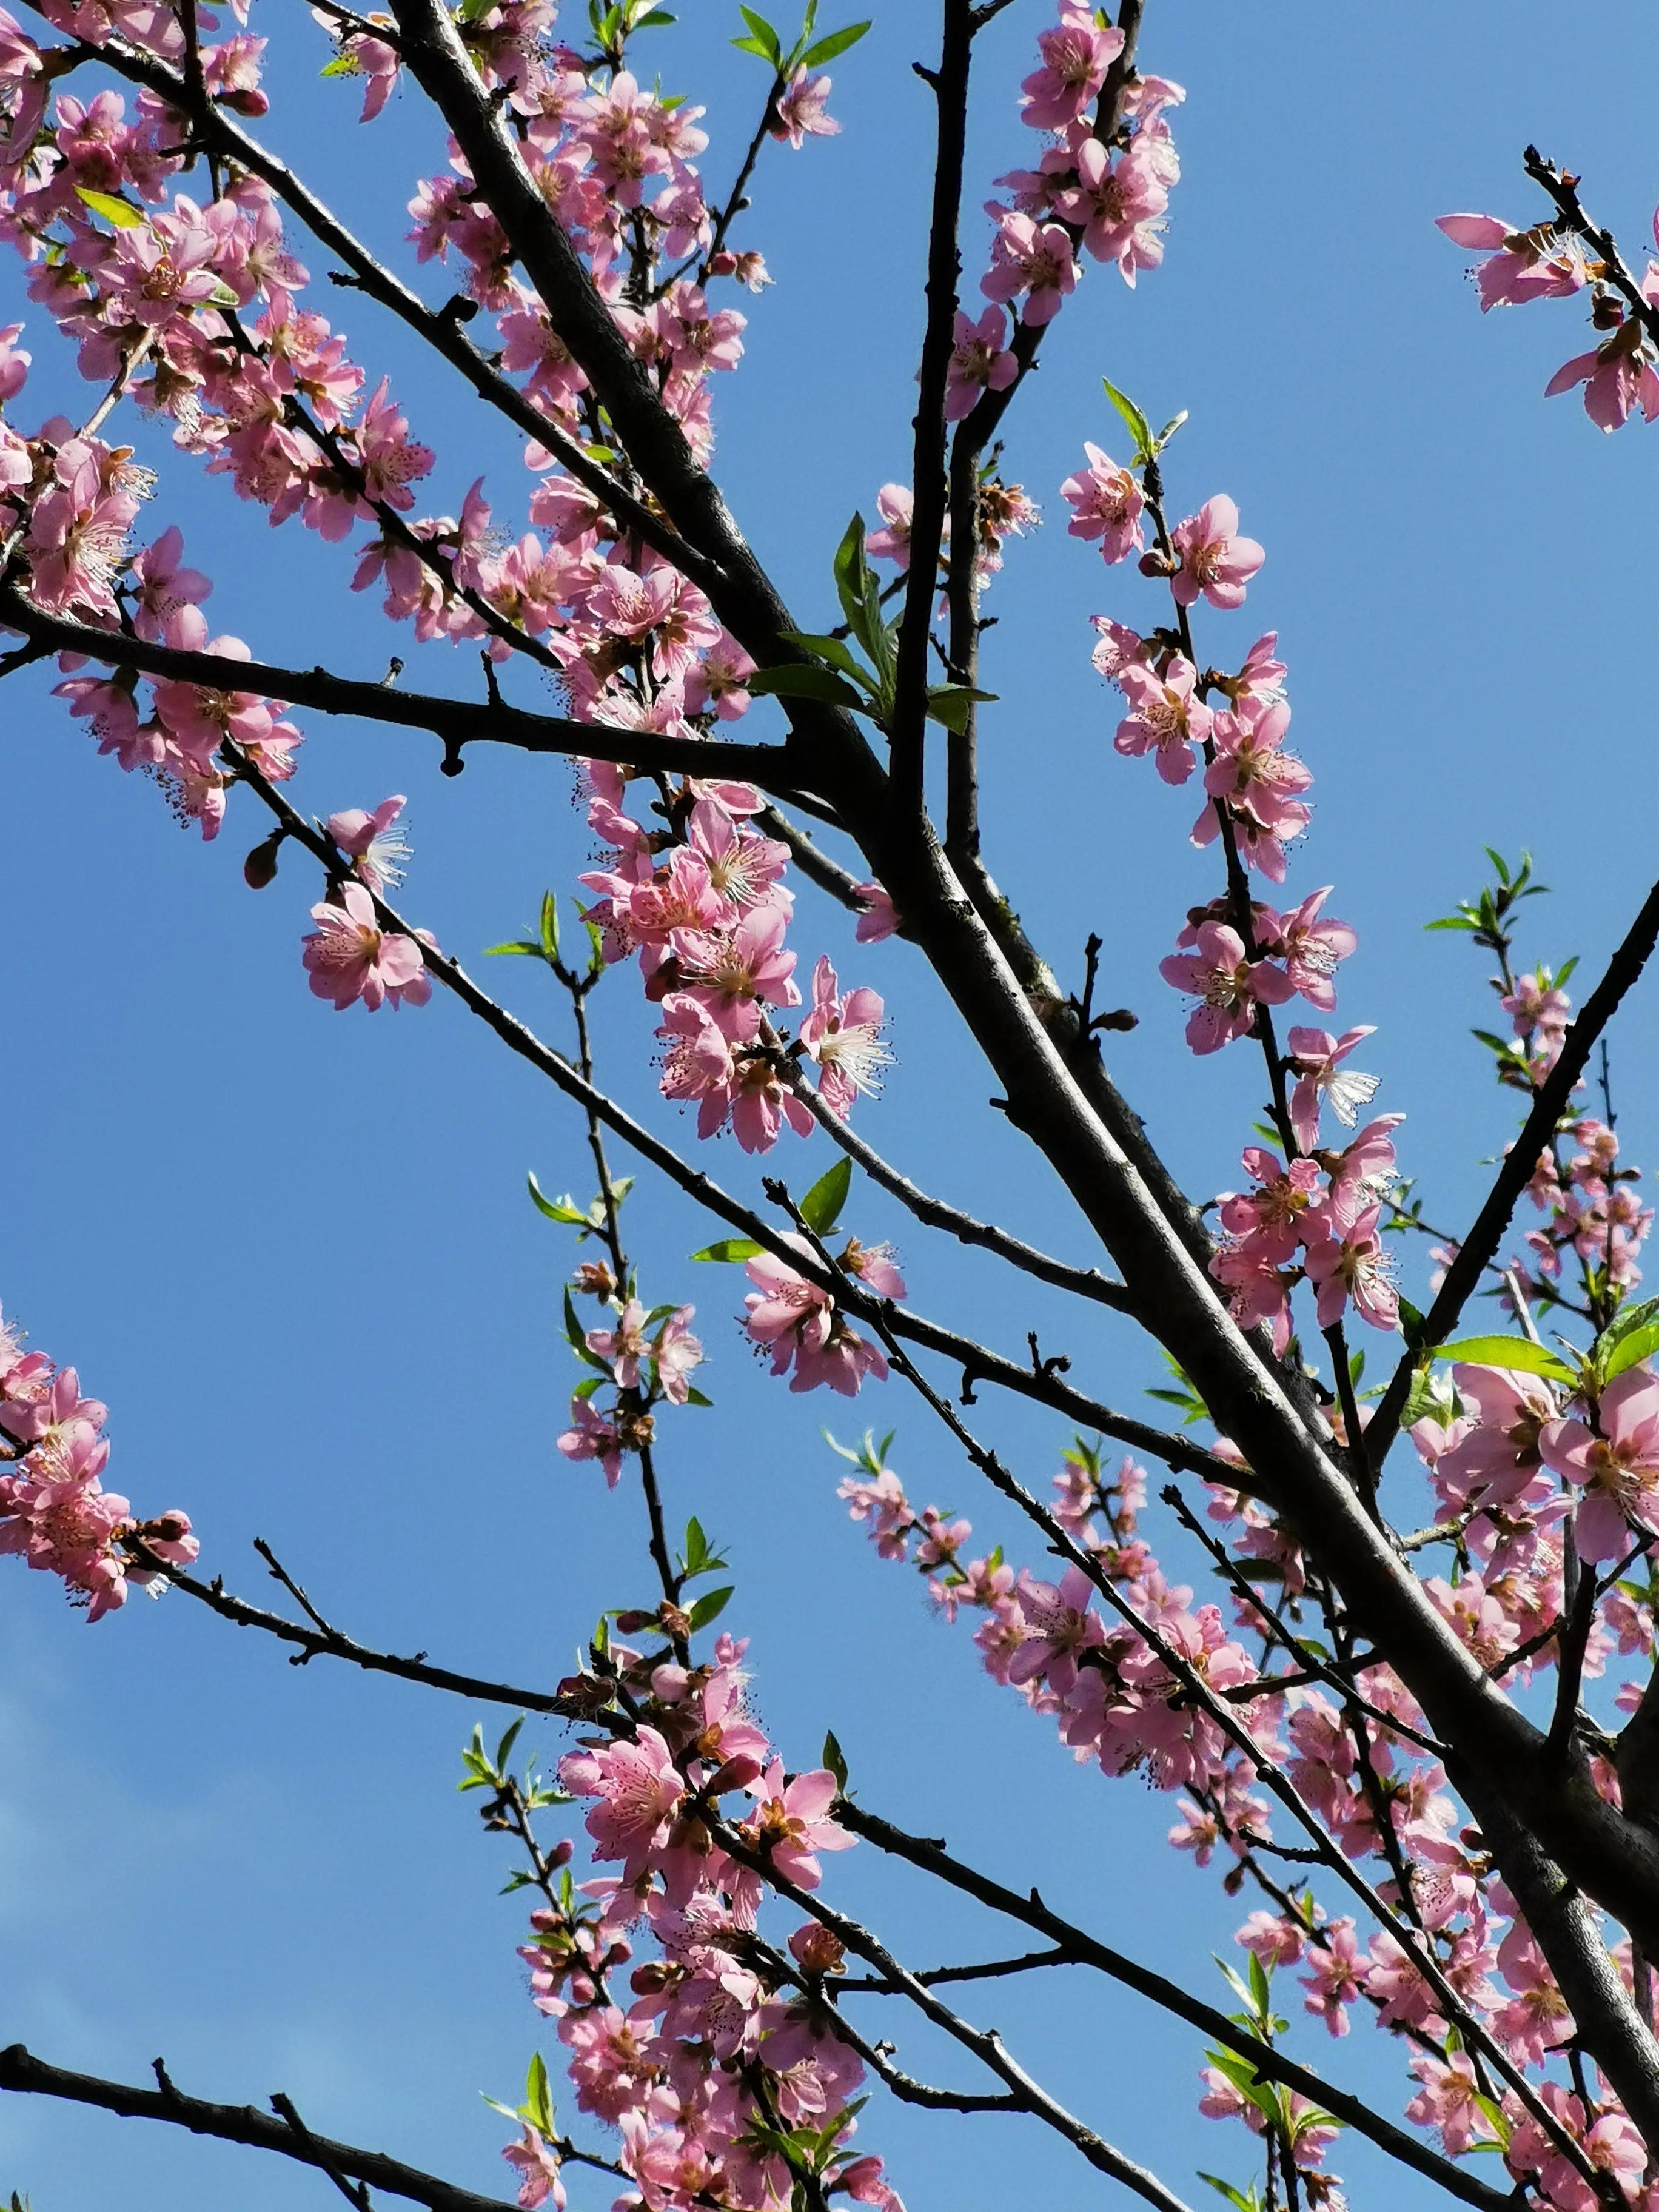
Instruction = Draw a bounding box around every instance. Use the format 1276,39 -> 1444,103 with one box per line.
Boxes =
1101,375 -> 1153,462
683,1516 -> 709,1572
832,513 -> 882,657
1246,1949 -> 1272,2014
525,2051 -> 554,2136
1431,1334 -> 1577,1382
1604,1321 -> 1659,1382
685,1386 -> 715,1407
74,184 -> 146,228
777,628 -> 876,687
746,663 -> 866,709
800,18 -> 868,63
635,5 -> 677,21
690,1238 -> 763,1262
564,1285 -> 608,1369
822,1728 -> 848,1790
540,889 -> 560,963
483,939 -> 542,956
736,4 -> 782,61
320,50 -> 360,73
528,1173 -> 588,1224
799,1156 -> 852,1235
496,1717 -> 525,1771
1598,1294 -> 1659,1354
1198,2178 -> 1261,2212
925,683 -> 998,734
688,1584 -> 734,1632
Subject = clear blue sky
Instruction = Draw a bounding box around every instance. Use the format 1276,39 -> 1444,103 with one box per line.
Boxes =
5,4 -> 1659,2208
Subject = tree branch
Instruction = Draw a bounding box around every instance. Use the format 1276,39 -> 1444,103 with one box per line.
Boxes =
832,1805 -> 1517,2212
890,0 -> 972,813
1369,861 -> 1659,1469
0,2043 -> 624,2206
142,1545 -> 625,1735
0,590 -> 817,794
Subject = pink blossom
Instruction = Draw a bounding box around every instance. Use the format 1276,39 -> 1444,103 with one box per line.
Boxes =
854,881 -> 899,943
130,526 -> 210,642
863,482 -> 914,568
742,1760 -> 851,1886
561,1726 -> 684,1876
1546,316 -> 1659,433
557,1392 -> 625,1486
743,1244 -> 887,1396
1019,4 -> 1122,129
1170,495 -> 1264,611
301,882 -> 431,1011
799,956 -> 890,1117
770,69 -> 837,149
327,794 -> 411,891
945,305 -> 1017,420
1113,655 -> 1209,783
1159,921 -> 1294,1054
1303,1205 -> 1399,1332
1541,1365 -> 1659,1561
1060,441 -> 1144,563
982,210 -> 1076,326
671,903 -> 799,1041
503,2127 -> 565,2211
1436,212 -> 1589,310
1053,137 -> 1168,281
1007,1566 -> 1104,1696
1264,886 -> 1358,1014
1287,1025 -> 1379,1151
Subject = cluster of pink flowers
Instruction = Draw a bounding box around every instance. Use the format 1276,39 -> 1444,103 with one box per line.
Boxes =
1515,1111 -> 1654,1305
1438,207 -> 1659,432
1067,415 -> 1400,1348
1210,1108 -> 1404,1348
558,1278 -> 705,1489
742,1236 -> 901,1397
990,0 -> 1183,317
0,1 -> 869,1030
833,1410 -> 1659,2206
0,1305 -> 195,1619
576,763 -> 891,1154
506,1626 -> 902,2212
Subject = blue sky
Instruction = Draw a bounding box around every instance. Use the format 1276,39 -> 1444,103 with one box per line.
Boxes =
5,4 -> 1659,2209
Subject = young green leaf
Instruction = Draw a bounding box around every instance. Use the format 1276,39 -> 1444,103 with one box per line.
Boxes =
528,1173 -> 589,1224
564,1285 -> 609,1367
483,939 -> 543,957
745,663 -> 866,709
777,629 -> 877,686
1430,1334 -> 1577,1382
690,1238 -> 764,1262
525,2051 -> 554,2135
74,185 -> 146,227
1101,375 -> 1153,462
822,1728 -> 848,1790
799,1156 -> 852,1235
736,4 -> 783,62
1604,1321 -> 1659,1382
925,683 -> 999,734
688,1584 -> 734,1632
800,18 -> 869,64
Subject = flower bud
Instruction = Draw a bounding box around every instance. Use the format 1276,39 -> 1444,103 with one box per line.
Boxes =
243,829 -> 286,888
